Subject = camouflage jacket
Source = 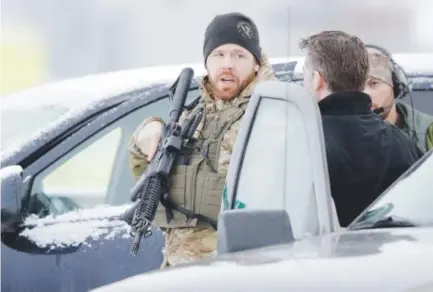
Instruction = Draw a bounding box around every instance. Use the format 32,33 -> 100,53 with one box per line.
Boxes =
127,54 -> 277,267
396,102 -> 433,152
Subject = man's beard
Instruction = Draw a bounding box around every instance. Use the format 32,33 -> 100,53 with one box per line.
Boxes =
376,106 -> 392,120
209,70 -> 257,101
380,110 -> 390,120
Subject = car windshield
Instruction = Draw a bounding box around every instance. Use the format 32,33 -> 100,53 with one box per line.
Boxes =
349,151 -> 433,228
1,104 -> 71,151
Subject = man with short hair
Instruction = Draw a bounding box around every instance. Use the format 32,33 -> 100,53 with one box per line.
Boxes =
364,44 -> 433,152
128,12 -> 277,268
300,31 -> 423,226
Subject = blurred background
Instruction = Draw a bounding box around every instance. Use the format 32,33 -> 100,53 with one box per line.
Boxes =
1,0 -> 433,95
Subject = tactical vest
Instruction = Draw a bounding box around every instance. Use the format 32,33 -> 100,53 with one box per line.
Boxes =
396,102 -> 433,152
153,99 -> 248,229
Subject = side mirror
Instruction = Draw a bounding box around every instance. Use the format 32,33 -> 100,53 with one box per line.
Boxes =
1,165 -> 24,215
217,209 -> 294,254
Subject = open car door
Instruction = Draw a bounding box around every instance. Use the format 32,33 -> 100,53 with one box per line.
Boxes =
219,81 -> 341,253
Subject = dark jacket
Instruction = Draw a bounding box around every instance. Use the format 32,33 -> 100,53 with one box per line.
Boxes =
319,92 -> 423,227
395,102 -> 433,153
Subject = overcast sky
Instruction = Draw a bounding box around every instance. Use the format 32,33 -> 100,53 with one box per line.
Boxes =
2,0 -> 432,84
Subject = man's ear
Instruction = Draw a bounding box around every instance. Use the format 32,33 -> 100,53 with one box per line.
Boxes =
254,63 -> 259,72
312,70 -> 325,92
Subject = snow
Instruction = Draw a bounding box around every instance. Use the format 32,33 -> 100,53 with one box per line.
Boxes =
0,62 -> 205,111
1,76 -> 175,157
20,219 -> 130,248
0,165 -> 23,179
0,165 -> 24,210
0,88 -> 130,159
23,203 -> 132,225
292,53 -> 433,79
20,204 -> 133,248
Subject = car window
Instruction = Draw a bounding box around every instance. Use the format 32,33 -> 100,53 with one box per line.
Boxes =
350,151 -> 433,227
41,127 -> 123,208
29,88 -> 200,216
234,97 -> 319,239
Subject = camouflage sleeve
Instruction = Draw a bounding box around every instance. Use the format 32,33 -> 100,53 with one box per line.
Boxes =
128,109 -> 193,181
162,228 -> 217,267
218,119 -> 241,174
426,123 -> 433,151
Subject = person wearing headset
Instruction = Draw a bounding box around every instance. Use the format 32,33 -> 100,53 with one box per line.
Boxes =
364,44 -> 433,153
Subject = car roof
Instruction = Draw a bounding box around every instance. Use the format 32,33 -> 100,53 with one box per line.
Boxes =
2,53 -> 432,112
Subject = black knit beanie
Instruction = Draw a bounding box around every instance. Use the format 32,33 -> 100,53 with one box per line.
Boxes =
203,12 -> 261,64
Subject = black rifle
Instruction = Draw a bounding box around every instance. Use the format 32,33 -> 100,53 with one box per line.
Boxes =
128,67 -> 204,255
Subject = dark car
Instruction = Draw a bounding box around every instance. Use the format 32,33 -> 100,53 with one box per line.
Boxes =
1,54 -> 432,292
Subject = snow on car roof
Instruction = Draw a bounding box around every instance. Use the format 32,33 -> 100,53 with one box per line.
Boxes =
1,53 -> 431,112
292,52 -> 433,77
0,56 -> 298,111
0,64 -> 202,111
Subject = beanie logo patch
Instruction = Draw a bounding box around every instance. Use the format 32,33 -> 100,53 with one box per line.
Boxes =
237,21 -> 254,40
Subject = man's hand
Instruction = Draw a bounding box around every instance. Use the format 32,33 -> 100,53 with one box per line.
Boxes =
136,121 -> 164,162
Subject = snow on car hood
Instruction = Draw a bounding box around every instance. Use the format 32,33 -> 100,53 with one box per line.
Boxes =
19,203 -> 134,248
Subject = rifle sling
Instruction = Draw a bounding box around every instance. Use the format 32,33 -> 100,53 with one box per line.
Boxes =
160,195 -> 218,230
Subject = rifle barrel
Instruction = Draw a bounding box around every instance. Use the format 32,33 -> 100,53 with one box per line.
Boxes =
169,68 -> 194,123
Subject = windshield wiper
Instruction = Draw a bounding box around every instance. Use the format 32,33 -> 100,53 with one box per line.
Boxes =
349,216 -> 418,230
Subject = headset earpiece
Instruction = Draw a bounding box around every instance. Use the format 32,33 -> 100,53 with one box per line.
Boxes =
391,62 -> 410,99
365,44 -> 410,99
365,44 -> 419,143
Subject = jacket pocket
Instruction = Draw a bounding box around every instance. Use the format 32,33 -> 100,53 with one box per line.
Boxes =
196,172 -> 225,220
166,165 -> 187,207
155,165 -> 189,226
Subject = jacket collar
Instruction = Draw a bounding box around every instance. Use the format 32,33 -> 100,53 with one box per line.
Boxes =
318,91 -> 372,115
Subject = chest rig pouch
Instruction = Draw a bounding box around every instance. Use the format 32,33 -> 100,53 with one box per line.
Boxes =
153,99 -> 248,229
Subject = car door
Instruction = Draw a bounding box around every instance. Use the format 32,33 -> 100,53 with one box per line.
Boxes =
223,81 -> 340,240
1,85 -> 200,292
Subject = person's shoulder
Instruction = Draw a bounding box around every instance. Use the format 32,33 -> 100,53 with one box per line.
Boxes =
397,102 -> 433,125
426,123 -> 433,150
387,122 -> 424,159
387,122 -> 413,143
